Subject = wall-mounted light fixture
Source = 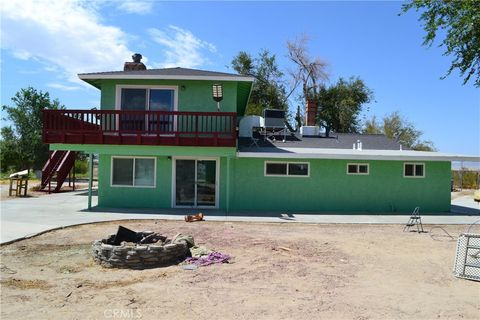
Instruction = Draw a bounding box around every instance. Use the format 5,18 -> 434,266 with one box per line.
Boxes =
181,85 -> 186,91
212,84 -> 223,111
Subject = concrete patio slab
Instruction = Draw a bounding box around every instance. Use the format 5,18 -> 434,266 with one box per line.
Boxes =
1,190 -> 479,244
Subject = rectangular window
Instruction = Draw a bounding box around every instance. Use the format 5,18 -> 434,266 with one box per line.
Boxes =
121,89 -> 147,111
149,89 -> 174,111
347,163 -> 369,175
118,87 -> 176,132
404,163 -> 425,178
288,163 -> 309,176
112,157 -> 156,187
265,162 -> 309,177
112,158 -> 134,186
120,88 -> 175,111
266,163 -> 287,175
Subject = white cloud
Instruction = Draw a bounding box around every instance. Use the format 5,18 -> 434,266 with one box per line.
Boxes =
12,50 -> 32,60
1,0 -> 133,84
148,25 -> 217,68
117,0 -> 153,15
47,83 -> 82,91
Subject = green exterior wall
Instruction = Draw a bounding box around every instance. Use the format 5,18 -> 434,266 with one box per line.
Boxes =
98,154 -> 229,210
229,158 -> 451,213
50,144 -> 236,157
95,153 -> 450,213
98,154 -> 171,209
99,79 -> 238,113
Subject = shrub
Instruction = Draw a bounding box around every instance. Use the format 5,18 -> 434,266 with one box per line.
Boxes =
74,160 -> 88,175
452,170 -> 480,189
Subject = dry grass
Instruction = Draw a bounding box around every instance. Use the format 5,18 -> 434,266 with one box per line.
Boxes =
1,278 -> 51,290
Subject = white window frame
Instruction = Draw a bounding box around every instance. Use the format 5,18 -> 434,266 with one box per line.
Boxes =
264,161 -> 310,177
110,156 -> 157,188
346,163 -> 370,175
115,85 -> 179,135
115,85 -> 178,111
403,162 -> 425,178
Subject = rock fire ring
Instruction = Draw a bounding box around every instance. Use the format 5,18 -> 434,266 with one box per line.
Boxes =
92,233 -> 189,269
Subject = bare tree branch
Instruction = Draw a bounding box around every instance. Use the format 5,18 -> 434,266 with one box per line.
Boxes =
286,35 -> 328,101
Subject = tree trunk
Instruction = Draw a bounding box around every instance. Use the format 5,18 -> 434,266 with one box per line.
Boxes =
325,126 -> 331,137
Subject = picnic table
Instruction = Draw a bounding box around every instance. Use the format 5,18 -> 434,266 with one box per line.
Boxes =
8,170 -> 29,197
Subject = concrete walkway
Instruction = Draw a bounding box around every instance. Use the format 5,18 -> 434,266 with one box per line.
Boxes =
1,190 -> 479,244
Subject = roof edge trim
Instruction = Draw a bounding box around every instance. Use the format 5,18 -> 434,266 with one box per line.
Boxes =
237,150 -> 480,162
78,74 -> 255,82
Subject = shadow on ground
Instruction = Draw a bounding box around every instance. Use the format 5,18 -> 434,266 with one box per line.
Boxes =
451,204 -> 480,215
82,205 -> 480,218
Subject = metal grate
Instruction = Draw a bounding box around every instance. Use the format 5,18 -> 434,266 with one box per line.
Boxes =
453,233 -> 480,282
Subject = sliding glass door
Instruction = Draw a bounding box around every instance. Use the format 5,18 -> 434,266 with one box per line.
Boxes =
119,87 -> 176,133
175,159 -> 217,208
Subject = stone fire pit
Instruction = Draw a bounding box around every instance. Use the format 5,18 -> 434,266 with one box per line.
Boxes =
92,228 -> 190,269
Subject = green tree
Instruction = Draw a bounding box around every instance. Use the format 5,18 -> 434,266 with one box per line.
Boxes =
232,49 -> 288,115
317,77 -> 373,136
0,127 -> 21,173
401,0 -> 480,87
1,87 -> 64,172
363,111 -> 436,151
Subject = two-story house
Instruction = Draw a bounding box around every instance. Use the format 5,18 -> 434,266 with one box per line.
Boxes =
42,56 -> 479,213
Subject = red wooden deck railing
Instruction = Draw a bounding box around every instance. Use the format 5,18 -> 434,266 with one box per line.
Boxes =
43,110 -> 237,147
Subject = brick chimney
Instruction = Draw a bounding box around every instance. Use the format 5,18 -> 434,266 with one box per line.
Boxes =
305,100 -> 318,126
124,53 -> 146,71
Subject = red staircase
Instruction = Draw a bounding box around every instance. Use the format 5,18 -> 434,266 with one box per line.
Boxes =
41,150 -> 76,192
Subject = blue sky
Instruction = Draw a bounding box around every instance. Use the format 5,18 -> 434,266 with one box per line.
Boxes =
1,0 -> 479,156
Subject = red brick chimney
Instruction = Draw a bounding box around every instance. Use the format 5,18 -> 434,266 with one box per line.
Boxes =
124,53 -> 146,71
305,100 -> 318,126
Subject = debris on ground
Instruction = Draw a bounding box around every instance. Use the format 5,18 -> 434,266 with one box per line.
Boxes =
172,233 -> 230,267
184,213 -> 204,222
172,233 -> 195,247
181,264 -> 198,271
172,233 -> 213,258
190,245 -> 212,257
107,226 -> 168,245
185,252 -> 231,266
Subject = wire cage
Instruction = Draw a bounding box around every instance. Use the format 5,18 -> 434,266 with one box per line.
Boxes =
453,233 -> 480,282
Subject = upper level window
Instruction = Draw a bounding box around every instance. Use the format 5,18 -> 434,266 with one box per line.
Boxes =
117,86 -> 177,132
120,87 -> 175,111
265,162 -> 309,177
404,163 -> 425,178
347,163 -> 369,175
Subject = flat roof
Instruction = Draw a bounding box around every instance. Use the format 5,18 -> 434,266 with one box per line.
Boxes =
237,147 -> 480,162
239,133 -> 402,151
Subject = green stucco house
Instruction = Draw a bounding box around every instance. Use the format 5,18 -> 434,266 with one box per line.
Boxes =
42,58 -> 478,213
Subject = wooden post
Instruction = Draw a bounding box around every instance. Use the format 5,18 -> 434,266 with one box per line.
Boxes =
226,156 -> 230,215
88,153 -> 93,210
73,162 -> 76,191
8,178 -> 14,196
24,169 -> 29,196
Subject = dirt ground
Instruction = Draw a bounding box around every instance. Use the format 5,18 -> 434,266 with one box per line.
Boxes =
451,189 -> 476,200
0,221 -> 478,320
0,180 -> 94,201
